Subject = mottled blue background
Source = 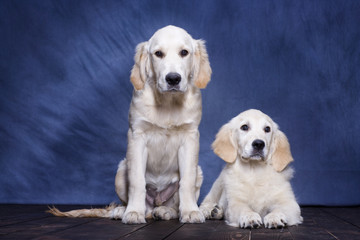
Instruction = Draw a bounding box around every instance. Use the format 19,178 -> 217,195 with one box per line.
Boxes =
1,0 -> 359,205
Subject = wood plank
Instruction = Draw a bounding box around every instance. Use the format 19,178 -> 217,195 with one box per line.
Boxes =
0,205 -> 50,226
33,218 -> 152,240
314,208 -> 360,239
0,212 -> 49,227
0,205 -> 64,234
286,207 -> 338,240
0,205 -> 174,240
321,207 -> 360,228
288,226 -> 337,240
0,205 -> 104,227
1,206 -> 360,239
0,217 -> 99,240
288,207 -> 360,240
0,204 -> 102,217
122,219 -> 183,239
250,227 -> 293,240
165,220 -> 250,240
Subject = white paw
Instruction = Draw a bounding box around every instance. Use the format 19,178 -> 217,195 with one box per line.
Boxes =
210,205 -> 223,219
239,212 -> 262,228
264,212 -> 287,228
180,210 -> 205,223
122,211 -> 146,224
152,206 -> 178,220
199,204 -> 211,219
111,206 -> 125,220
200,204 -> 223,219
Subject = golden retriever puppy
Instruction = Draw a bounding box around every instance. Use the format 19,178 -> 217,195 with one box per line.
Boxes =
49,25 -> 211,224
200,109 -> 302,228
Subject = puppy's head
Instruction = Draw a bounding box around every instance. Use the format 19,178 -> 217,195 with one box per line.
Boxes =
212,109 -> 293,172
130,25 -> 211,92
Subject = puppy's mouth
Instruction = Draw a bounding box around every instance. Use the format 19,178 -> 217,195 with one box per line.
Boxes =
157,84 -> 184,93
163,85 -> 187,93
241,153 -> 265,162
166,86 -> 181,92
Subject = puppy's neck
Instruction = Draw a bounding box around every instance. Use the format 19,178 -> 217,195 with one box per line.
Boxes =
130,82 -> 202,129
154,90 -> 186,109
236,157 -> 268,171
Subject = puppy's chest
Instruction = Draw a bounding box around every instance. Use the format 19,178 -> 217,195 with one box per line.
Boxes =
227,167 -> 283,196
145,128 -> 187,172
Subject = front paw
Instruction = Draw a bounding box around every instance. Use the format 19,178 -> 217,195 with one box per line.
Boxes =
180,210 -> 205,223
152,206 -> 178,220
111,206 -> 125,220
239,212 -> 262,228
210,205 -> 224,219
264,212 -> 287,228
200,205 -> 223,220
122,211 -> 146,224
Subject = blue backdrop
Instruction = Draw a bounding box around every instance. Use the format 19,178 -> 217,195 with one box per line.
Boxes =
1,0 -> 359,206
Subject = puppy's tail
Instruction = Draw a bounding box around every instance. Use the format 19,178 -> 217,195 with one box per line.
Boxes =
47,203 -> 125,219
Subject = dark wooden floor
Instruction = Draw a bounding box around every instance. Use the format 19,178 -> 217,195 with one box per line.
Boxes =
0,205 -> 359,240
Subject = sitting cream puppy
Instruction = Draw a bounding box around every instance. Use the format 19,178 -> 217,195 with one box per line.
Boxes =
200,109 -> 303,228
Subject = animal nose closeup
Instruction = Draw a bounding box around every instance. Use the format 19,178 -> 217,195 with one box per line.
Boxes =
165,72 -> 181,86
252,139 -> 265,151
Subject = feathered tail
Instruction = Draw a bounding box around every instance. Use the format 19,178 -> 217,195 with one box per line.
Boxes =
47,203 -> 125,219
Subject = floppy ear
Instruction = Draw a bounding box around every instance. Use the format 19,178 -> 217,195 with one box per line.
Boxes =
212,124 -> 237,163
130,42 -> 149,90
271,130 -> 293,172
192,40 -> 212,89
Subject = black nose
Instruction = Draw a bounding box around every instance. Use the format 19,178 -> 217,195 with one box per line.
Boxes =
165,72 -> 181,86
252,139 -> 265,151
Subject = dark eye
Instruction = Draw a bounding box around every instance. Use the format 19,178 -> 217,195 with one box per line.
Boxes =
154,51 -> 163,58
240,124 -> 249,131
180,49 -> 188,57
264,126 -> 271,133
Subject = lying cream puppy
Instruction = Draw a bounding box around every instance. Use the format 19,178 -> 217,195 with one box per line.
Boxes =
200,109 -> 303,228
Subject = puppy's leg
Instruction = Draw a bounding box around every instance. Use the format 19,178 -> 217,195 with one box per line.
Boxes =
264,201 -> 302,228
110,159 -> 129,220
200,172 -> 225,220
115,159 -> 128,204
195,165 -> 204,202
122,131 -> 148,224
178,132 -> 205,223
225,198 -> 262,228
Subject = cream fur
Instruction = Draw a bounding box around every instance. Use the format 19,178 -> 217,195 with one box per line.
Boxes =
119,25 -> 211,224
48,25 -> 211,224
200,109 -> 302,228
